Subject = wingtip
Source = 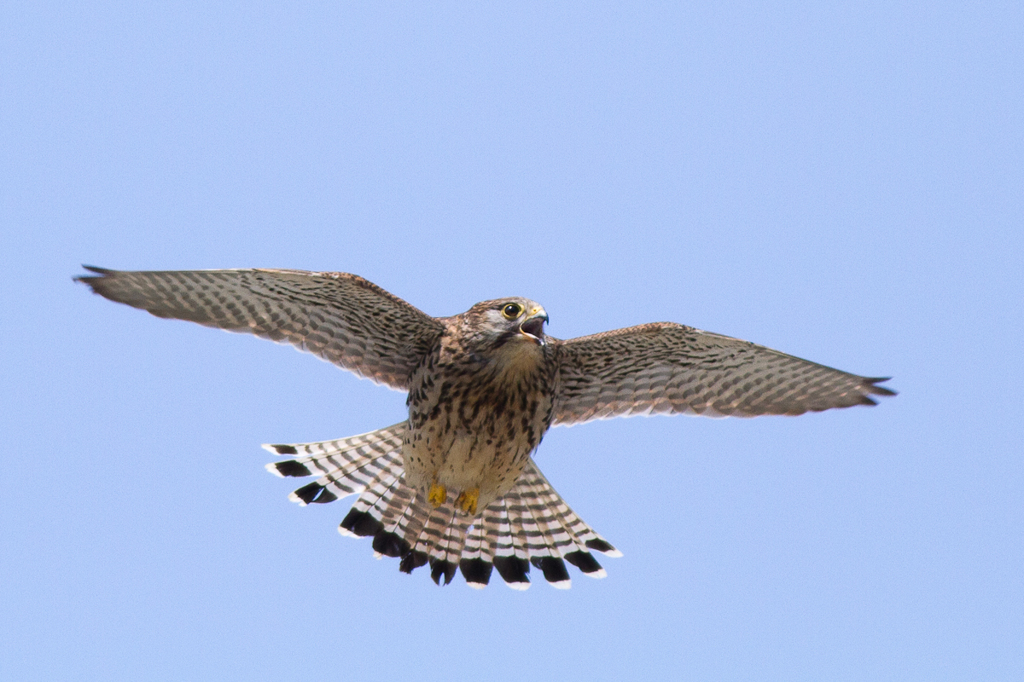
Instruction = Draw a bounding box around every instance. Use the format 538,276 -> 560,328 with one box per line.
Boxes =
863,376 -> 897,398
74,264 -> 112,284
81,264 -> 112,274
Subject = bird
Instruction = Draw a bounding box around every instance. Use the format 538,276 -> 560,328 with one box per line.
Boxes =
76,265 -> 895,590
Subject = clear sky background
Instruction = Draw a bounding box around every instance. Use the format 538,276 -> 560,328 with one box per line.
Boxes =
2,3 -> 1021,680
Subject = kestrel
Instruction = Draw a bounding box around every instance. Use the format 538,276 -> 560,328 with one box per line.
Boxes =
76,266 -> 895,589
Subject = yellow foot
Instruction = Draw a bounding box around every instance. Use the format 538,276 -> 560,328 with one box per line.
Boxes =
455,488 -> 480,515
427,482 -> 447,508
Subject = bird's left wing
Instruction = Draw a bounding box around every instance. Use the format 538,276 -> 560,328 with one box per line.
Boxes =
76,266 -> 444,390
551,322 -> 895,425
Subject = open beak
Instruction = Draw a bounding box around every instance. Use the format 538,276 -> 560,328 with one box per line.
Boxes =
519,309 -> 548,345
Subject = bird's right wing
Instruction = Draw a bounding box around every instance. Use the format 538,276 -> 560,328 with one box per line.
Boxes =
551,322 -> 895,425
76,267 -> 444,390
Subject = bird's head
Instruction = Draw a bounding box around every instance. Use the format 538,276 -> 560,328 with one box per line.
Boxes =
461,297 -> 550,350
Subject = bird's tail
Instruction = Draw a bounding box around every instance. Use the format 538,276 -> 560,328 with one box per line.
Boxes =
264,422 -> 620,589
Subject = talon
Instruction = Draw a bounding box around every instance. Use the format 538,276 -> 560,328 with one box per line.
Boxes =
427,482 -> 447,508
455,488 -> 479,515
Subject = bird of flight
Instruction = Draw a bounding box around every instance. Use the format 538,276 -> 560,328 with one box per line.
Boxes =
77,266 -> 895,590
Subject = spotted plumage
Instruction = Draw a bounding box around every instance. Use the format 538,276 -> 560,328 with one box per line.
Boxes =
404,299 -> 557,515
76,266 -> 895,589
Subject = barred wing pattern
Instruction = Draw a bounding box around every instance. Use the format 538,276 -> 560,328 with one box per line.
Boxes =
552,323 -> 895,425
75,267 -> 443,390
265,424 -> 619,589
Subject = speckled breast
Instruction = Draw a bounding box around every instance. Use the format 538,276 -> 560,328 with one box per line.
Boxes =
402,336 -> 556,511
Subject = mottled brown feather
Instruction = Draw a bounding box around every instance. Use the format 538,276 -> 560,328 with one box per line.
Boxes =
551,322 -> 895,424
76,266 -> 443,389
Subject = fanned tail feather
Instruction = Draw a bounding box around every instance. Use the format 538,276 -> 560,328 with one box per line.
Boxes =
264,423 -> 407,506
264,422 -> 620,589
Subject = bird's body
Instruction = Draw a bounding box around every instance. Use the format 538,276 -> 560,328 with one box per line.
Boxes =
76,266 -> 895,589
404,299 -> 556,513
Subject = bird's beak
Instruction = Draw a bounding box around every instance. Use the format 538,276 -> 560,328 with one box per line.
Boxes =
519,308 -> 548,345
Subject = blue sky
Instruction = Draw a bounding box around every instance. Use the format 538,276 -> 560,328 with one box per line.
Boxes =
2,2 -> 1021,680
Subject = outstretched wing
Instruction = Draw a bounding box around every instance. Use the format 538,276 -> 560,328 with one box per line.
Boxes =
76,266 -> 444,390
551,322 -> 895,425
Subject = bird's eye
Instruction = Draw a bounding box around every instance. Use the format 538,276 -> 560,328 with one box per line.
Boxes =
501,303 -> 524,319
